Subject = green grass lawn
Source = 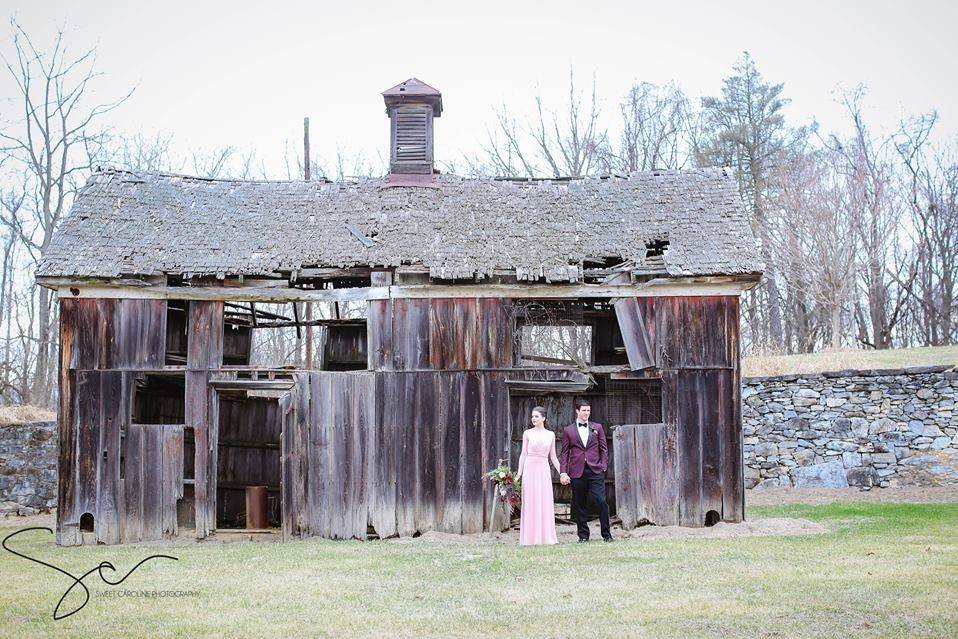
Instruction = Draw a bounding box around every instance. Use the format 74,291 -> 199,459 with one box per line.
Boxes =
1,502 -> 956,638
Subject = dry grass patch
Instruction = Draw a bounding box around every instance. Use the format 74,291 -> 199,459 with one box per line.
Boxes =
742,344 -> 958,377
0,405 -> 56,425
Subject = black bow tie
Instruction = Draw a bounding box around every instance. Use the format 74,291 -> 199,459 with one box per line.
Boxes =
577,422 -> 588,428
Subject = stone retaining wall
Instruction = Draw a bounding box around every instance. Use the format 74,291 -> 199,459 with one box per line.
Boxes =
0,421 -> 57,515
742,366 -> 958,489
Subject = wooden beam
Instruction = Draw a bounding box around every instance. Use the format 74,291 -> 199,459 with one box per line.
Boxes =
254,318 -> 366,329
296,267 -> 372,279
44,275 -> 760,302
209,379 -> 296,391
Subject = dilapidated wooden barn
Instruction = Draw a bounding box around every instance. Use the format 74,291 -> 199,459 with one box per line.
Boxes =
38,78 -> 763,545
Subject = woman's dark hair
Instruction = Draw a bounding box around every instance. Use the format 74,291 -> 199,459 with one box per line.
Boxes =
531,406 -> 548,426
575,398 -> 591,410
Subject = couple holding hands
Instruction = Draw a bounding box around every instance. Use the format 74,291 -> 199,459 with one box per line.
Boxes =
515,399 -> 614,545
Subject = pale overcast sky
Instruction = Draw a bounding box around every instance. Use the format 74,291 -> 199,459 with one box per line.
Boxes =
2,0 -> 956,177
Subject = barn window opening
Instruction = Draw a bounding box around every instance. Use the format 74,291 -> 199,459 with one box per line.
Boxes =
131,372 -> 186,424
514,300 -> 593,367
80,512 -> 95,532
239,301 -> 368,371
177,426 -> 196,530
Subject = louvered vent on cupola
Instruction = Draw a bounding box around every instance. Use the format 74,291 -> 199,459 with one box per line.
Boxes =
383,78 -> 442,176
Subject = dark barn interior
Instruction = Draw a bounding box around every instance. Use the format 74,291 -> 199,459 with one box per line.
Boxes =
39,78 -> 763,546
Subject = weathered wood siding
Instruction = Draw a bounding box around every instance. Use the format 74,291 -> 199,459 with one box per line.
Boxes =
613,295 -> 743,527
368,298 -> 514,370
122,423 -> 184,542
280,368 -> 523,539
57,289 -> 745,544
61,297 -> 167,369
56,298 -> 172,545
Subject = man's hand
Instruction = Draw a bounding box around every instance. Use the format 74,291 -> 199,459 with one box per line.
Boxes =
560,473 -> 570,485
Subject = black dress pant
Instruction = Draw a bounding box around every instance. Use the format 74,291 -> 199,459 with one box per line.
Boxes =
571,464 -> 611,540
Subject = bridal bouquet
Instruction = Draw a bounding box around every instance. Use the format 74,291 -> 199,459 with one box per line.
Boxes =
486,463 -> 522,515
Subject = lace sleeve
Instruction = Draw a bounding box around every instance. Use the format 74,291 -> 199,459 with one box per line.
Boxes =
549,431 -> 561,473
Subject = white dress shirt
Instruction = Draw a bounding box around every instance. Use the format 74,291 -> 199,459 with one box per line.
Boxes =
576,421 -> 589,447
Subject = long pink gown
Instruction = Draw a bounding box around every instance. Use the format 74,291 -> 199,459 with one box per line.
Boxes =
517,427 -> 560,545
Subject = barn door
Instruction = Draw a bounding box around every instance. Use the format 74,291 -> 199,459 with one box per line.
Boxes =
121,423 -> 184,543
280,374 -> 310,540
612,422 -> 680,527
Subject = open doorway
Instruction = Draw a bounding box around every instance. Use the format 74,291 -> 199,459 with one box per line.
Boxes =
215,394 -> 283,531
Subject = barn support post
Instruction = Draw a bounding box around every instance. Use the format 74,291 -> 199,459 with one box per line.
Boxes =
186,300 -> 224,539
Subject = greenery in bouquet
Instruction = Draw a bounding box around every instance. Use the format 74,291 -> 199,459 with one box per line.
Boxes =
485,463 -> 522,515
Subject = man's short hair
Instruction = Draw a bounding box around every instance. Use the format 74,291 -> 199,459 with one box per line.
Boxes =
575,399 -> 591,410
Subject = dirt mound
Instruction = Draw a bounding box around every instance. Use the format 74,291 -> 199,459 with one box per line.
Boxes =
392,518 -> 826,545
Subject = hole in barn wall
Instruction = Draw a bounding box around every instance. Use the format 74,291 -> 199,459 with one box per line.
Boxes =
177,426 -> 196,530
243,301 -> 368,370
80,512 -> 95,532
165,300 -> 188,365
704,510 -> 720,527
605,378 -> 663,425
215,396 -> 282,530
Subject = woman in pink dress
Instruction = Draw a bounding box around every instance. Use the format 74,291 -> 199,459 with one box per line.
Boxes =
516,407 -> 561,545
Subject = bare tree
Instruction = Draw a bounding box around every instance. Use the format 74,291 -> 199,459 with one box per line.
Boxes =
823,88 -> 915,349
613,81 -> 692,172
0,20 -> 132,405
768,149 -> 858,350
894,112 -> 958,346
111,131 -> 174,172
480,69 -> 609,178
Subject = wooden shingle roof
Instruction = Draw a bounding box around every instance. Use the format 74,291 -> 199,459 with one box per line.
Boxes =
37,166 -> 764,282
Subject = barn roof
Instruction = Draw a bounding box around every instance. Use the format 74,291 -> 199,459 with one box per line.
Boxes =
37,166 -> 764,282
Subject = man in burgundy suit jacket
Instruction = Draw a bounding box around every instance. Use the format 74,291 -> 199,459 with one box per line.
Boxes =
559,399 -> 613,542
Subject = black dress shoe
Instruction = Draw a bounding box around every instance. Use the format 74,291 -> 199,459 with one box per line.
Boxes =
577,538 -> 589,543
603,537 -> 614,542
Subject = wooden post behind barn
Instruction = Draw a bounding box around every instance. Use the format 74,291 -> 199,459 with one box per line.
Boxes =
303,116 -> 313,368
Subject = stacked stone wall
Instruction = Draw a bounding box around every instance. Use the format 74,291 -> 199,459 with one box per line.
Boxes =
0,420 -> 57,515
743,366 -> 957,488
